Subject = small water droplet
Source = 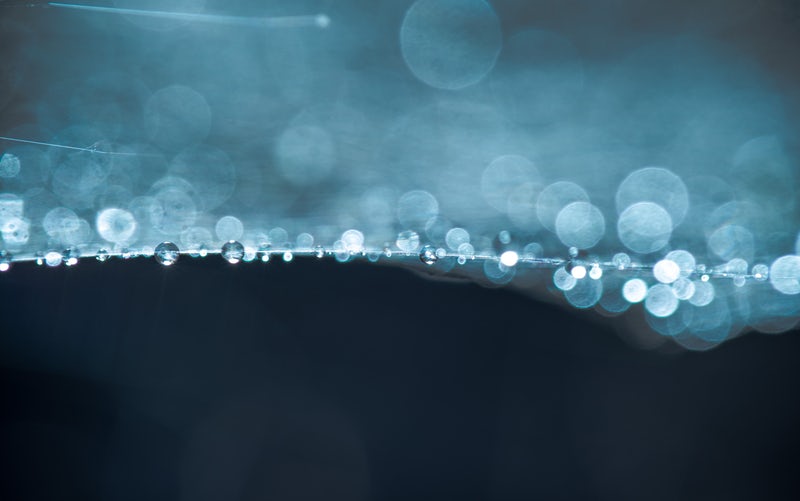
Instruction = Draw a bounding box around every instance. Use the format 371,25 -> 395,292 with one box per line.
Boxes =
419,245 -> 437,265
383,246 -> 393,258
613,252 -> 631,270
0,251 -> 11,272
96,249 -> 109,262
258,243 -> 272,262
589,264 -> 603,280
498,230 -> 512,245
283,251 -> 293,262
243,247 -> 257,262
198,245 -> 208,258
45,250 -> 62,267
63,248 -> 80,266
733,275 -> 746,287
568,246 -> 579,258
457,255 -> 467,265
154,242 -> 180,266
34,251 -> 44,266
221,240 -> 245,264
752,264 -> 768,281
367,251 -> 380,262
314,245 -> 325,259
120,248 -> 132,260
701,274 -> 710,282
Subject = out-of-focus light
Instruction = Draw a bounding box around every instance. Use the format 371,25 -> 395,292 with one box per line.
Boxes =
499,250 -> 519,267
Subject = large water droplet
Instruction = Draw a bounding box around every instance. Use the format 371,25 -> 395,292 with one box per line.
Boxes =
419,245 -> 438,265
221,240 -> 245,264
154,241 -> 180,266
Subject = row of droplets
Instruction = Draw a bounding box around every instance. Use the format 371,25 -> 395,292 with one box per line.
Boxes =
0,239 -> 774,287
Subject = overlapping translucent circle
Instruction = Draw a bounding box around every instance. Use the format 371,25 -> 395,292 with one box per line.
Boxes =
617,202 -> 672,254
555,201 -> 605,250
96,207 -> 137,244
770,255 -> 800,295
616,167 -> 689,226
536,181 -> 589,233
400,0 -> 502,90
645,284 -> 679,318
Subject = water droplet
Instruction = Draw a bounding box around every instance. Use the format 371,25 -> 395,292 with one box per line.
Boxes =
752,263 -> 769,281
589,264 -> 603,280
283,251 -> 293,262
34,251 -> 44,266
96,249 -> 110,262
0,251 -> 11,272
419,245 -> 438,265
498,230 -> 512,245
198,245 -> 208,258
45,251 -> 63,267
314,245 -> 325,259
63,248 -> 80,266
383,246 -> 393,258
457,255 -> 467,265
221,240 -> 245,264
120,248 -> 133,260
435,247 -> 447,259
367,251 -> 381,262
701,274 -> 710,282
568,246 -> 579,258
154,241 -> 180,266
733,275 -> 746,287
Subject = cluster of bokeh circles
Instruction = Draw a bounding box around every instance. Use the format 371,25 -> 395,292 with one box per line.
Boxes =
1,0 -> 799,349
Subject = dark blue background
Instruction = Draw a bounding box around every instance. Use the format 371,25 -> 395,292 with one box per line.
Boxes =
1,258 -> 799,500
